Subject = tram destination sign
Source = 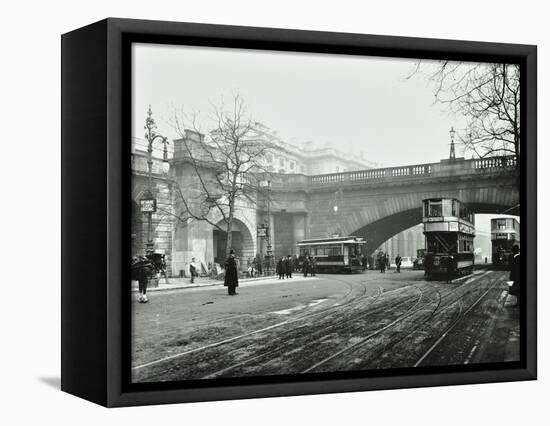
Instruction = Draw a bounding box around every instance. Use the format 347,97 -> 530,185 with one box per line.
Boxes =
424,221 -> 475,235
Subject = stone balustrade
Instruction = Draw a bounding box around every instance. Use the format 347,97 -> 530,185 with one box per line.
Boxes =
303,155 -> 516,189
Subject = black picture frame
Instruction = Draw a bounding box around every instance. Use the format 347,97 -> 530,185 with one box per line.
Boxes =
61,17 -> 537,407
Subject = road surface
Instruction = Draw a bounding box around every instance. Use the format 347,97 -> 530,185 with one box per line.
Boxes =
131,268 -> 519,383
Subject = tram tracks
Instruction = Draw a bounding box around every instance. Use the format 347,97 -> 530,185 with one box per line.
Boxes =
413,274 -> 505,367
303,273 -> 505,373
133,271 -> 507,381
132,277 -> 370,373
137,284 -> 426,380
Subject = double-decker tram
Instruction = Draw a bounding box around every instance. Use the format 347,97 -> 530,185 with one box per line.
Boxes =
422,198 -> 476,280
491,217 -> 520,269
296,236 -> 366,273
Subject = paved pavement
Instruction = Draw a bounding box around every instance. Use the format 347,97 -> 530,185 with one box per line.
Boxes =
131,273 -> 319,292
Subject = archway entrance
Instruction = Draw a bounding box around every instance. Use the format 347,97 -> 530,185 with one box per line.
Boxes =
212,219 -> 255,266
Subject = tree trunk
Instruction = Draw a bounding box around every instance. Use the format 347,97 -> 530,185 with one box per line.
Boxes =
225,199 -> 235,259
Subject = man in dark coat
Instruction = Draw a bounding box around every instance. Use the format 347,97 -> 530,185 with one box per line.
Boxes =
395,254 -> 402,273
255,252 -> 263,276
379,251 -> 386,273
508,245 -> 520,303
285,255 -> 293,278
302,256 -> 309,277
309,256 -> 316,277
132,256 -> 153,303
224,249 -> 239,295
276,257 -> 285,280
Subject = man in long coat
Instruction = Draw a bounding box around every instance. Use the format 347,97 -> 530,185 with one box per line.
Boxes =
276,257 -> 285,280
309,256 -> 316,277
132,256 -> 153,303
224,249 -> 239,295
395,254 -> 402,273
255,252 -> 263,276
379,251 -> 386,273
285,255 -> 293,278
303,256 -> 310,277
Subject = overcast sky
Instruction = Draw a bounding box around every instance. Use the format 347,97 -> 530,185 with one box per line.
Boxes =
132,43 -> 472,167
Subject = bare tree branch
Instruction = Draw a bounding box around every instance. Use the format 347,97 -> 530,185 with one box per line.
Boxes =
409,61 -> 520,187
169,94 -> 281,258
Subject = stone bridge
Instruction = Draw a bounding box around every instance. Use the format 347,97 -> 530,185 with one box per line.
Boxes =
265,156 -> 519,256
132,150 -> 518,274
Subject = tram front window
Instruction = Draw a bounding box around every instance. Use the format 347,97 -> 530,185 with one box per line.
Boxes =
428,200 -> 443,217
427,233 -> 457,253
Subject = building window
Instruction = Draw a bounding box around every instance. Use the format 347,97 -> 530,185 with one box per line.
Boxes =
279,158 -> 284,167
266,153 -> 273,163
300,166 -> 305,173
290,161 -> 294,170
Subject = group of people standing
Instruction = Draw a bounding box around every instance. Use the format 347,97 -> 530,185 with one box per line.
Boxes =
302,255 -> 317,277
375,250 -> 404,273
275,255 -> 317,279
246,254 -> 264,277
276,255 -> 295,279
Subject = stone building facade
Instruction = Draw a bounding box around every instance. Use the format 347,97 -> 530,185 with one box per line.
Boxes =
131,127 -> 374,276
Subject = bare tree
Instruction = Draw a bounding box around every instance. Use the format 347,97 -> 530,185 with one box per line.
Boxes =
410,61 -> 520,172
171,95 -> 278,259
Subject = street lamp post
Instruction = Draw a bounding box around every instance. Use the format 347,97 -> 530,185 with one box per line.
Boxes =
142,105 -> 170,256
260,179 -> 273,275
449,126 -> 456,160
265,180 -> 273,274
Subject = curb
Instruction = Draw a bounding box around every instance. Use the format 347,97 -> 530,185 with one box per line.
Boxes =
132,274 -> 312,293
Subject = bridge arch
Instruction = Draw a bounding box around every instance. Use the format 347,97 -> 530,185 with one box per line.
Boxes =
350,202 -> 519,257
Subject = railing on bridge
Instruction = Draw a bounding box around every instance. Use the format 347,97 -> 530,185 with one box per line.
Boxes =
310,163 -> 434,185
308,155 -> 516,187
473,156 -> 517,170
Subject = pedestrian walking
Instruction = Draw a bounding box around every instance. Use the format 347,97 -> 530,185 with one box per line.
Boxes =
224,249 -> 239,295
277,257 -> 285,280
285,255 -> 293,278
379,251 -> 386,273
255,252 -> 263,276
508,245 -> 520,305
134,256 -> 153,303
189,257 -> 198,284
303,256 -> 309,277
395,254 -> 402,273
309,256 -> 316,277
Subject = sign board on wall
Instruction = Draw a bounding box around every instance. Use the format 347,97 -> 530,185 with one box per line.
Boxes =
257,226 -> 268,238
140,198 -> 157,213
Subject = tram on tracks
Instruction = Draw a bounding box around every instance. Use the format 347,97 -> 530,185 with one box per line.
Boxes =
296,236 -> 366,273
491,217 -> 520,269
422,198 -> 476,280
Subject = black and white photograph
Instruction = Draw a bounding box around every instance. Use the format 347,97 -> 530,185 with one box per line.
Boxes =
3,0 -> 547,422
130,43 -> 522,383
